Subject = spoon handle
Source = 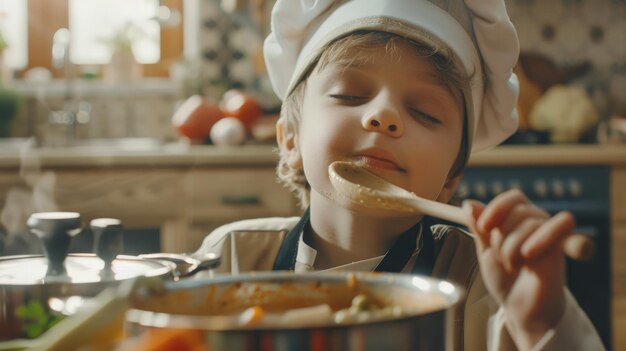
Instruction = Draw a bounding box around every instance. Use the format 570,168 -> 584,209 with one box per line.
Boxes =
404,196 -> 595,262
405,196 -> 469,226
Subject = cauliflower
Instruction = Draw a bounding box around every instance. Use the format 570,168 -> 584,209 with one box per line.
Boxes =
529,85 -> 599,143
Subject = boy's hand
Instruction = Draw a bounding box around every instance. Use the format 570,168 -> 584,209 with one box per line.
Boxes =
463,189 -> 575,350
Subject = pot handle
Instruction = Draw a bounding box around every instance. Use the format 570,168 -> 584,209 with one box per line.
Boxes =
27,212 -> 82,276
89,217 -> 221,279
138,252 -> 221,279
90,218 -> 124,275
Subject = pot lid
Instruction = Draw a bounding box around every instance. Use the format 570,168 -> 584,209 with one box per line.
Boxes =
1,213 -> 173,286
0,254 -> 173,286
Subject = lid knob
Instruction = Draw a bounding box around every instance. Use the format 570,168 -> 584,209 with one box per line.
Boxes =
27,212 -> 82,276
90,218 -> 124,274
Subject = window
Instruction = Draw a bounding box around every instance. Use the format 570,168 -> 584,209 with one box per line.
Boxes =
0,0 -> 28,70
6,0 -> 184,78
69,0 -> 163,65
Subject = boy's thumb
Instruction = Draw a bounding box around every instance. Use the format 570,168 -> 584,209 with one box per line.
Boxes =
461,199 -> 485,222
462,199 -> 488,250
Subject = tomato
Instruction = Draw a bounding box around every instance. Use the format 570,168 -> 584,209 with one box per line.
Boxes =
171,95 -> 224,141
219,89 -> 263,132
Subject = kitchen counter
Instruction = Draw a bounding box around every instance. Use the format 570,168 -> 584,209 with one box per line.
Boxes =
0,142 -> 281,169
1,143 -> 626,168
469,144 -> 626,166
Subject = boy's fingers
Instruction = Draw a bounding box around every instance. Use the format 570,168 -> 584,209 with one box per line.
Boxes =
499,204 -> 549,235
475,189 -> 529,234
521,211 -> 576,260
490,227 -> 505,259
500,218 -> 543,272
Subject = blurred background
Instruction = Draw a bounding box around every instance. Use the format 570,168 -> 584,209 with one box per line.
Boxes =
0,0 -> 622,145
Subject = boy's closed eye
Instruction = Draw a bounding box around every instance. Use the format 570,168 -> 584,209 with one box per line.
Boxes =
329,94 -> 368,104
408,107 -> 443,126
329,93 -> 443,126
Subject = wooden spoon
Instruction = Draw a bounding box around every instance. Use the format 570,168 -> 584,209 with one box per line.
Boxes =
328,161 -> 595,261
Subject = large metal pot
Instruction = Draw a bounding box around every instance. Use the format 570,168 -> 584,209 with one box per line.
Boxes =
0,213 -> 219,341
126,271 -> 465,351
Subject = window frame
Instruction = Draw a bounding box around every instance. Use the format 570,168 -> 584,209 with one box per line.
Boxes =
24,0 -> 183,78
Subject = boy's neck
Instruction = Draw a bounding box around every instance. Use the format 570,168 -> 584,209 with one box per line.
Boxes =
307,191 -> 419,270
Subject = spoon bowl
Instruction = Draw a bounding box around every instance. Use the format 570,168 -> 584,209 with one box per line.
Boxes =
328,161 -> 595,261
329,161 -> 469,224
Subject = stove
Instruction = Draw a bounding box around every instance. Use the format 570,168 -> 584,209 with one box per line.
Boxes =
458,165 -> 611,349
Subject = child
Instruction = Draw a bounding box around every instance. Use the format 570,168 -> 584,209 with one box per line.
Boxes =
195,0 -> 604,350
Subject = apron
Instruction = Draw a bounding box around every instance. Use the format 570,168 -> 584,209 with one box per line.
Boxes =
272,208 -> 436,275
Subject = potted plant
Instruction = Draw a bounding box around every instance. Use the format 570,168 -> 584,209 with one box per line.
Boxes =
0,31 -> 7,52
0,30 -> 13,86
101,23 -> 144,82
0,87 -> 20,137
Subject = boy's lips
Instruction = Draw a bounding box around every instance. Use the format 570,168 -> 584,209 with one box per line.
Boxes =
353,150 -> 405,172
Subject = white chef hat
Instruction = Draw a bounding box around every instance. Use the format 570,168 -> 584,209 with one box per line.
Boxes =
264,0 -> 520,153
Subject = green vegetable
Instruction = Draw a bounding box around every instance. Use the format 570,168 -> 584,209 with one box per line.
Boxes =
0,31 -> 8,52
0,88 -> 20,137
15,300 -> 64,339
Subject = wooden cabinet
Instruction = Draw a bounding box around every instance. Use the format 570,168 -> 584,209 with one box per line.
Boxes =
0,164 -> 299,255
54,168 -> 189,227
0,167 -> 189,229
163,167 -> 299,253
611,167 -> 626,351
188,168 -> 294,221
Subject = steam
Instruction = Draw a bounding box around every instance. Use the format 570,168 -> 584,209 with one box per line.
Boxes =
0,139 -> 58,254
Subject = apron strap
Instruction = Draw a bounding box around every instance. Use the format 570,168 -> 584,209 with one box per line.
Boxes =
272,208 -> 310,271
371,222 -> 421,272
411,216 -> 436,275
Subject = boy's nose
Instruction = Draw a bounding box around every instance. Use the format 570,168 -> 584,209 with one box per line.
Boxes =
361,110 -> 404,138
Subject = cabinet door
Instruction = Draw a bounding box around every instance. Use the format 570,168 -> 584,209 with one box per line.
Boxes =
188,168 -> 297,222
158,168 -> 298,253
52,168 -> 187,227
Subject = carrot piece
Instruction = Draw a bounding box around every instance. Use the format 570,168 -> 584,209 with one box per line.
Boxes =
132,328 -> 209,351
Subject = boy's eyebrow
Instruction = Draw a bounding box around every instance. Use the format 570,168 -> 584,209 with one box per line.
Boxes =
418,72 -> 461,97
424,75 -> 465,107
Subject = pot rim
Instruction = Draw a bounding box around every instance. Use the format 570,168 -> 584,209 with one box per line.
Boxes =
127,271 -> 465,331
0,253 -> 174,287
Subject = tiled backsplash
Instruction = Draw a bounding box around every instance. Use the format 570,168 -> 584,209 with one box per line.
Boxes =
508,0 -> 625,69
8,0 -> 626,141
506,0 -> 626,116
196,0 -> 626,117
197,0 -> 272,96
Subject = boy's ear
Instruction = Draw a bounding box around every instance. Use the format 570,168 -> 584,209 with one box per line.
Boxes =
436,172 -> 464,203
276,119 -> 303,169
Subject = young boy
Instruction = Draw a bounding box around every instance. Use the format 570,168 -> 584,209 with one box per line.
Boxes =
195,0 -> 604,350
